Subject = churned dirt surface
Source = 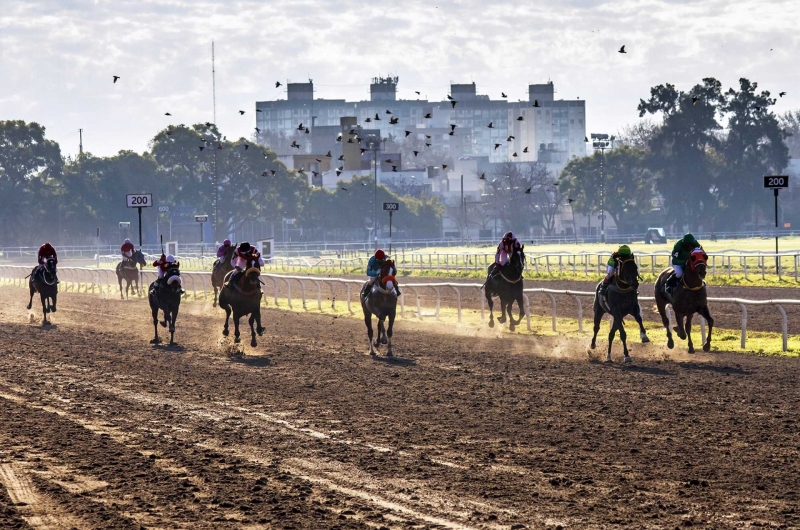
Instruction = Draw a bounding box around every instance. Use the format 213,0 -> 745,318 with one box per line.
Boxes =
1,286 -> 799,529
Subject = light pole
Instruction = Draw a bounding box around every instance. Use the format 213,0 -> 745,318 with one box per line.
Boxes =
364,133 -> 382,249
568,198 -> 579,245
589,133 -> 614,243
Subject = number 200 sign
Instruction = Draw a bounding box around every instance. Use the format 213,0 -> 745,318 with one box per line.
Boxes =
764,176 -> 789,189
126,194 -> 153,208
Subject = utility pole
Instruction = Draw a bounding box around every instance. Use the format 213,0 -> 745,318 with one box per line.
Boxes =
461,174 -> 465,243
590,133 -> 614,243
211,41 -> 219,242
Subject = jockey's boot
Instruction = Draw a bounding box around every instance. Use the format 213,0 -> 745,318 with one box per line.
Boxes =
228,267 -> 243,288
665,274 -> 678,294
600,279 -> 611,298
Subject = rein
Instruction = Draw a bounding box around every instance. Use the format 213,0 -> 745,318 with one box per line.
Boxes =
613,258 -> 636,292
498,270 -> 523,284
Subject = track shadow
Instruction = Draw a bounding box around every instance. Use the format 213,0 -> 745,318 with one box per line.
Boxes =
677,362 -> 752,375
371,355 -> 416,367
150,343 -> 186,352
229,356 -> 272,367
36,323 -> 59,330
603,363 -> 673,376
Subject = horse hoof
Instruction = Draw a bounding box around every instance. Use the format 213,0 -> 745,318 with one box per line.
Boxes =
222,329 -> 229,337
387,350 -> 394,358
26,304 -> 32,310
488,320 -> 495,328
381,338 -> 388,345
234,337 -> 241,344
51,307 -> 56,313
605,356 -> 612,363
641,335 -> 650,343
257,327 -> 265,336
160,321 -> 167,328
251,339 -> 257,347
623,356 -> 632,363
497,316 -> 506,324
703,343 -> 711,352
667,338 -> 674,349
509,325 -> 516,332
150,338 -> 161,345
370,350 -> 376,356
590,342 -> 596,350
688,346 -> 695,354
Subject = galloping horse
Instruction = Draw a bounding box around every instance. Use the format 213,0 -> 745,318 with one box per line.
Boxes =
361,259 -> 398,357
27,257 -> 58,326
218,259 -> 265,346
211,244 -> 236,307
148,264 -> 183,345
116,249 -> 147,300
484,249 -> 525,331
655,248 -> 714,353
591,255 -> 649,362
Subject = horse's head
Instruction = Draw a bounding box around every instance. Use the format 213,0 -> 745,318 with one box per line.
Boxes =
133,249 -> 147,267
511,248 -> 525,273
163,265 -> 183,291
688,248 -> 708,279
379,259 -> 396,279
226,244 -> 237,261
616,256 -> 639,289
44,256 -> 57,274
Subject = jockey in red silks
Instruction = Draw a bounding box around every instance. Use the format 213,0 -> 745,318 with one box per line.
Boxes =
493,232 -> 521,270
152,254 -> 183,293
228,242 -> 264,285
38,242 -> 58,266
217,239 -> 232,259
121,238 -> 135,259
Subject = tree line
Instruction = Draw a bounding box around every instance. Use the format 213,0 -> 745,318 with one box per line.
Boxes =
560,78 -> 797,233
0,121 -> 445,246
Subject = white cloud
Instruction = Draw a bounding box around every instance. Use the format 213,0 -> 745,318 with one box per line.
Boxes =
1,0 -> 798,156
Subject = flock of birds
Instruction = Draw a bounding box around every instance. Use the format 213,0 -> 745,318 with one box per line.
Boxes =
109,43 -> 787,198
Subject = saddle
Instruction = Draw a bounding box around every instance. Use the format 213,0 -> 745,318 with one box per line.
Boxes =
224,269 -> 261,295
121,257 -> 137,269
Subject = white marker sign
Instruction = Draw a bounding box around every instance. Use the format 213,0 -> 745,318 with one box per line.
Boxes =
126,194 -> 153,208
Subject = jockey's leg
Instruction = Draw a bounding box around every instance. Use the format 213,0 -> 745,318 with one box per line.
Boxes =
667,264 -> 682,291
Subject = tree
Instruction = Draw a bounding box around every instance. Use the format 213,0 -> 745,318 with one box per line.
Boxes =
637,78 -> 724,230
254,129 -> 307,156
779,110 -> 800,159
615,119 -> 659,149
717,79 -> 788,226
0,120 -> 63,245
488,162 -> 562,236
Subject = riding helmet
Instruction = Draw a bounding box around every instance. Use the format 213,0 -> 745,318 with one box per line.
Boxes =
239,242 -> 251,252
223,239 -> 231,246
166,254 -> 176,263
503,231 -> 514,240
684,233 -> 697,245
618,245 -> 632,256
375,249 -> 386,260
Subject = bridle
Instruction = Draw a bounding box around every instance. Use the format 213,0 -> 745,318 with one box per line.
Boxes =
613,257 -> 642,292
682,250 -> 707,291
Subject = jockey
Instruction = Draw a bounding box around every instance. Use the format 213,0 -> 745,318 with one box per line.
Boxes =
366,249 -> 400,295
600,244 -> 633,297
667,233 -> 700,291
35,242 -> 59,283
152,254 -> 183,293
491,231 -> 521,277
216,239 -> 232,259
121,238 -> 135,259
228,242 -> 264,284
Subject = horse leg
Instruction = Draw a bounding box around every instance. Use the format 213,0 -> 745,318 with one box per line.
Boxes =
656,299 -> 674,349
618,315 -> 631,362
213,286 -> 218,308
27,283 -> 35,311
673,311 -> 687,341
169,305 -> 178,346
685,313 -> 695,353
506,299 -> 516,332
700,306 -> 714,352
380,318 -> 388,344
386,314 -> 394,357
591,301 -> 603,350
255,307 -> 265,336
497,297 -> 507,325
233,312 -> 242,343
249,313 -> 257,347
633,304 -> 650,343
50,292 -> 57,313
364,309 -> 375,355
222,305 -> 231,336
375,320 -> 384,347
485,290 -> 495,328
150,305 -> 161,344
606,315 -> 618,362
119,277 -> 125,300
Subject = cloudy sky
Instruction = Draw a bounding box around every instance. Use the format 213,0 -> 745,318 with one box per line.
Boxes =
2,0 -> 798,158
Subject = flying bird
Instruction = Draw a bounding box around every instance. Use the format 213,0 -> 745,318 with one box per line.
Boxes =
326,151 -> 332,157
780,91 -> 787,97
374,113 -> 381,121
244,144 -> 249,150
450,124 -> 457,131
392,165 -> 398,172
205,122 -> 213,127
305,128 -> 310,134
446,95 -> 453,100
512,152 -> 518,157
584,136 -> 589,142
692,97 -> 698,106
523,147 -> 528,153
524,187 -> 532,194
385,159 -> 393,163
507,135 -> 515,141
494,143 -> 501,150
533,100 -> 540,107
479,172 -> 486,180
501,92 -> 507,98
297,123 -> 304,130
448,131 -> 455,136
256,109 -> 262,113
390,116 -> 399,124
451,100 -> 457,108
165,112 -> 172,116
426,143 -> 431,147
255,127 -> 261,133
415,91 -> 421,95
290,140 -> 300,148
361,148 -> 366,154
413,151 -> 419,156
315,158 -> 322,162
239,110 -> 245,115
113,75 -> 120,83
405,130 -> 412,137
340,186 -> 347,190
442,164 -> 448,170
198,146 -> 204,151
424,113 -> 432,119
275,81 -> 282,88
386,109 -> 392,114
517,116 -> 524,121
338,155 -> 345,161
488,122 -> 494,128
271,170 -> 276,176
336,135 -> 342,142
425,135 -> 431,139
618,45 -> 626,53
365,117 -> 372,122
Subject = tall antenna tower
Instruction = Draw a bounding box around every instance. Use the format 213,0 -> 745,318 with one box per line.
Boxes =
212,40 -> 217,124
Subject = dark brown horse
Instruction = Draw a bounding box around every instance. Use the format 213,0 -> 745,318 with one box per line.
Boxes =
655,248 -> 714,353
484,249 -> 525,331
212,244 -> 236,307
591,256 -> 649,363
27,257 -> 58,326
219,262 -> 264,347
148,265 -> 182,346
361,259 -> 398,357
116,249 -> 147,299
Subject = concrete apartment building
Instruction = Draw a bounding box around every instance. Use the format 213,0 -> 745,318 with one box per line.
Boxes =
255,77 -> 586,165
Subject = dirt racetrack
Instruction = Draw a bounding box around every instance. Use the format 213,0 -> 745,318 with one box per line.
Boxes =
1,286 -> 799,529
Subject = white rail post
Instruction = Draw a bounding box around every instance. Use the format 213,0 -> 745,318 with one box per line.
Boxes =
313,280 -> 322,310
448,285 -> 462,323
739,303 -> 748,349
776,304 -> 788,352
346,283 -> 353,314
523,294 -> 531,331
571,294 -> 583,333
547,293 -> 557,331
284,278 -> 293,309
299,279 -> 307,310
433,286 -> 441,319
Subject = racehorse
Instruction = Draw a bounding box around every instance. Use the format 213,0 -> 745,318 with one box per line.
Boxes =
27,257 -> 58,326
211,244 -> 236,307
116,249 -> 147,300
654,248 -> 714,353
218,259 -> 265,346
484,248 -> 525,331
361,259 -> 398,357
591,255 -> 650,362
148,264 -> 183,345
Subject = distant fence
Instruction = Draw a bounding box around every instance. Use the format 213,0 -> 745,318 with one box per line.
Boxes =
1,266 -> 797,352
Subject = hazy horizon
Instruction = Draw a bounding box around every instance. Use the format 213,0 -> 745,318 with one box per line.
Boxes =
2,0 -> 797,159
